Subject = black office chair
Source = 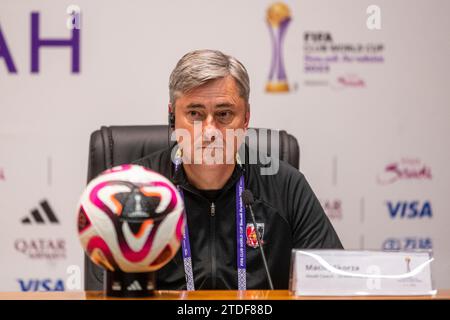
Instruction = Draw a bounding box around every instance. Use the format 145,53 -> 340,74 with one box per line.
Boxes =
84,125 -> 300,290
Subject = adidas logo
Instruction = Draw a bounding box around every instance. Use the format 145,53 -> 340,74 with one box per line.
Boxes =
127,280 -> 143,291
22,200 -> 59,225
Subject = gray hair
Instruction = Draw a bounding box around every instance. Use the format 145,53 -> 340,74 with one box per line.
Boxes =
169,49 -> 250,107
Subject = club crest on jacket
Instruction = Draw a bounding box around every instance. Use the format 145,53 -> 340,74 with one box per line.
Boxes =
246,223 -> 265,248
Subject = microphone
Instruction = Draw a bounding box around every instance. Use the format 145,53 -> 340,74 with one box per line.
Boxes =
242,189 -> 274,290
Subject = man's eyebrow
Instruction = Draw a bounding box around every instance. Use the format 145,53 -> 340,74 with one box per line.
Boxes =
215,103 -> 235,108
186,103 -> 206,109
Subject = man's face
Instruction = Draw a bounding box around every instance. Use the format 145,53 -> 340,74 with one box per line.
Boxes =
172,75 -> 250,166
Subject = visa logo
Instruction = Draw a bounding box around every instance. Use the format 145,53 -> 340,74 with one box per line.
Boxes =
18,279 -> 65,292
387,201 -> 432,219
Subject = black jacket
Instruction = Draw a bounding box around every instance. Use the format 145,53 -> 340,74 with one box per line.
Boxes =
134,145 -> 343,290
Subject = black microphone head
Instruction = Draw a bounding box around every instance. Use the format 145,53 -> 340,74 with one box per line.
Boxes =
242,189 -> 254,206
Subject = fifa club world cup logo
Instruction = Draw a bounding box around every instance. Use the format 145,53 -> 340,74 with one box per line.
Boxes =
266,2 -> 291,93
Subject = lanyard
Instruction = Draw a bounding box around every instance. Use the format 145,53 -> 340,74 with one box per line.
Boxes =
174,151 -> 247,290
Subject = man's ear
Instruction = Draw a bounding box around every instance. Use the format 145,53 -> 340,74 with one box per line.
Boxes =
168,103 -> 176,129
244,104 -> 250,129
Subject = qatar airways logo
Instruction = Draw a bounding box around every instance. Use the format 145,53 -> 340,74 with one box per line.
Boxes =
377,158 -> 432,185
14,238 -> 66,260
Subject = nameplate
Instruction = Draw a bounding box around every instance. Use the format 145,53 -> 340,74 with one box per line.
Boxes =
289,250 -> 436,296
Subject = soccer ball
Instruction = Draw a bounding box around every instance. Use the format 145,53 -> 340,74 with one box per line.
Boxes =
77,164 -> 185,273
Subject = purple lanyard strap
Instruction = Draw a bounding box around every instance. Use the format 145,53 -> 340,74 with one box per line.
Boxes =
174,153 -> 246,290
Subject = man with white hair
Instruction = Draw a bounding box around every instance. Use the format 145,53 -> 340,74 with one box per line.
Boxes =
135,49 -> 342,290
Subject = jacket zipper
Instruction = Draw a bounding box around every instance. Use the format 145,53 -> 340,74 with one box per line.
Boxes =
178,183 -> 228,289
210,202 -> 216,288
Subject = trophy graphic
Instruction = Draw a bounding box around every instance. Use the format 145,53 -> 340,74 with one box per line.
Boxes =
266,2 -> 291,93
